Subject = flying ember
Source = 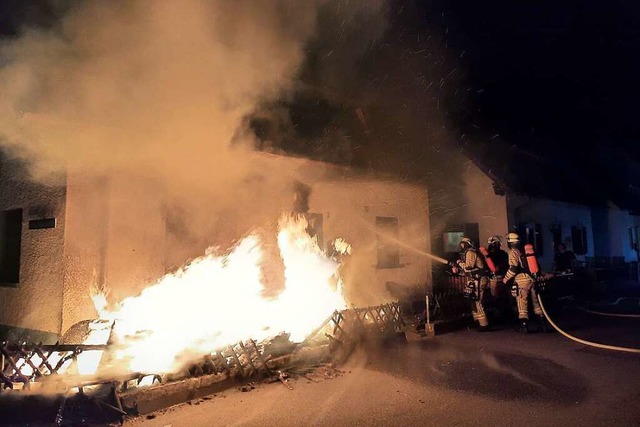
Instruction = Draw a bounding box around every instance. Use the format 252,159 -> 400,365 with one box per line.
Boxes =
87,214 -> 347,375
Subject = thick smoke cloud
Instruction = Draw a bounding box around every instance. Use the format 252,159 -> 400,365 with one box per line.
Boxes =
0,1 -> 393,308
0,1 -> 320,187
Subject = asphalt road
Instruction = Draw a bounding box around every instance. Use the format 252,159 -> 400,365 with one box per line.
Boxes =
131,321 -> 640,427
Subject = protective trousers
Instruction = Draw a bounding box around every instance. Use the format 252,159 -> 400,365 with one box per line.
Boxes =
490,275 -> 512,321
471,276 -> 490,327
514,273 -> 542,320
489,275 -> 502,298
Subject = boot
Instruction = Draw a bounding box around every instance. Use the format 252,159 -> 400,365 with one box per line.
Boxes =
477,325 -> 490,332
518,319 -> 529,334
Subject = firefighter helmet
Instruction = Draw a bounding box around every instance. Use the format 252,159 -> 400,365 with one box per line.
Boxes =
460,237 -> 474,250
488,235 -> 502,245
506,233 -> 520,244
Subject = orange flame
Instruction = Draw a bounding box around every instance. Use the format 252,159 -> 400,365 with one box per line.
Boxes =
89,214 -> 346,374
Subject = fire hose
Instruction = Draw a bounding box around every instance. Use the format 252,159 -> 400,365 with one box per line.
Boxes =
537,294 -> 640,354
575,306 -> 640,319
572,297 -> 640,319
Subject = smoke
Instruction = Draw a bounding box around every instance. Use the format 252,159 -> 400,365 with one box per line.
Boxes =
0,4 -> 349,249
0,1 -> 400,326
0,1 -> 315,185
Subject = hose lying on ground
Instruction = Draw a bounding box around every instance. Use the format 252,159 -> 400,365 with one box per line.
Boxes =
537,294 -> 640,354
575,306 -> 640,319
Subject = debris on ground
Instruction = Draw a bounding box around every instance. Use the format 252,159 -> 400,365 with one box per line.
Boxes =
239,383 -> 256,392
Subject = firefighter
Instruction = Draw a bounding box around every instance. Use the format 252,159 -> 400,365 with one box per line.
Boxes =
502,232 -> 546,333
485,235 -> 511,322
486,236 -> 509,296
457,237 -> 490,331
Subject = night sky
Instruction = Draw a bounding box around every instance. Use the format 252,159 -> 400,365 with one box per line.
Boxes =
1,1 -> 639,195
440,0 -> 640,154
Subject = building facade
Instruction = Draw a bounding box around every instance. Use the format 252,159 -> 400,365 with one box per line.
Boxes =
0,152 -> 432,342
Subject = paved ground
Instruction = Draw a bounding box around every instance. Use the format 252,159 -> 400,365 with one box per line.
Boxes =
131,309 -> 640,427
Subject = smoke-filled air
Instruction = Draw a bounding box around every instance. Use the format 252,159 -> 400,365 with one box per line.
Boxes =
0,0 -> 393,375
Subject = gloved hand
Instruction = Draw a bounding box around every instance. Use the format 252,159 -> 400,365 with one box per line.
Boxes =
447,261 -> 459,275
511,284 -> 518,297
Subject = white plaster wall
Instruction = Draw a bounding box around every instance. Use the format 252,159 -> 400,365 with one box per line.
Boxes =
3,153 -> 432,333
61,173 -> 167,332
103,175 -> 167,303
604,208 -> 639,262
461,161 -> 509,245
61,173 -> 109,334
0,158 -> 66,335
509,195 -> 595,270
310,180 -> 431,306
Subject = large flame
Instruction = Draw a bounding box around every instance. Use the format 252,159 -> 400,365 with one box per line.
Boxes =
90,214 -> 346,374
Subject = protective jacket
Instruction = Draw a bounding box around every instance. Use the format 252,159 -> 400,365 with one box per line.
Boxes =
458,248 -> 489,278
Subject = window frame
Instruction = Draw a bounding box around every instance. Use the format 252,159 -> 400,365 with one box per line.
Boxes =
376,216 -> 401,269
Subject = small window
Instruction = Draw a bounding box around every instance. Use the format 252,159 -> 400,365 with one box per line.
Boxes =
629,227 -> 638,251
572,225 -> 588,255
29,218 -> 56,230
0,208 -> 23,285
550,223 -> 563,248
463,223 -> 480,248
443,231 -> 464,253
376,216 -> 400,269
517,223 -> 544,256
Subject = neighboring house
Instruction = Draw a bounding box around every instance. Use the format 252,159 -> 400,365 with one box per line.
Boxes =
434,147 -> 640,276
0,151 -> 431,342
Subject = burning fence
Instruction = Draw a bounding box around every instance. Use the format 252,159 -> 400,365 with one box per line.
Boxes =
0,213 -> 404,423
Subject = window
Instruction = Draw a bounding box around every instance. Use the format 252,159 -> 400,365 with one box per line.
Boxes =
517,223 -> 543,256
28,218 -> 56,230
629,227 -> 639,252
443,223 -> 479,253
550,223 -> 562,248
463,223 -> 480,248
443,231 -> 464,253
376,216 -> 400,268
0,208 -> 23,285
571,225 -> 588,255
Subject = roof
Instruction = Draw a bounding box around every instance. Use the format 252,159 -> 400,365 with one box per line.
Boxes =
463,137 -> 640,215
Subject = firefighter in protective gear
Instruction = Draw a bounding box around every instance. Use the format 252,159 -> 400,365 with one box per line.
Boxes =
486,236 -> 509,296
457,237 -> 490,331
486,235 -> 511,321
502,233 -> 545,333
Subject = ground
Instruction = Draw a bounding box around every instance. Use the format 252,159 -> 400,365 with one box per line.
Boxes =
131,307 -> 640,427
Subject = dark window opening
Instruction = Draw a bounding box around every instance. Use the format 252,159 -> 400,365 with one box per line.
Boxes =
376,216 -> 400,269
0,209 -> 23,285
463,223 -> 480,248
517,223 -> 544,256
550,223 -> 563,249
443,222 -> 479,253
572,225 -> 588,255
28,218 -> 56,230
443,231 -> 464,253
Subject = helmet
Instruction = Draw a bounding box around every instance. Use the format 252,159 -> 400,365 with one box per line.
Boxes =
488,235 -> 502,245
506,232 -> 520,244
460,237 -> 474,250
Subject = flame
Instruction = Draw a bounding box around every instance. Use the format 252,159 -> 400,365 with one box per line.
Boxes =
332,238 -> 352,255
89,214 -> 347,374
